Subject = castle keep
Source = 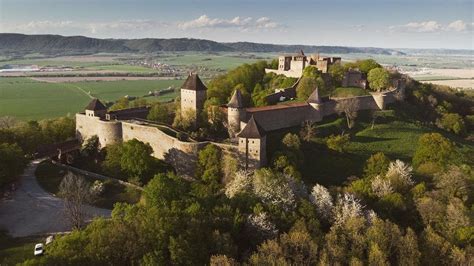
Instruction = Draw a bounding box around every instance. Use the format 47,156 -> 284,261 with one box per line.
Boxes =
76,58 -> 406,175
265,50 -> 341,77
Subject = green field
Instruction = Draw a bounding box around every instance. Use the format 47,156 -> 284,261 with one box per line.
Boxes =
157,53 -> 271,69
0,78 -> 183,120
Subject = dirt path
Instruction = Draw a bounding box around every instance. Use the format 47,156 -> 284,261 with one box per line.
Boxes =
0,160 -> 111,237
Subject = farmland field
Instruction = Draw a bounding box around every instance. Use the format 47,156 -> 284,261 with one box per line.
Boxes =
0,77 -> 183,120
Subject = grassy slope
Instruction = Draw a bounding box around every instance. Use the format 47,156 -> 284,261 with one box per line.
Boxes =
298,114 -> 473,187
0,78 -> 182,120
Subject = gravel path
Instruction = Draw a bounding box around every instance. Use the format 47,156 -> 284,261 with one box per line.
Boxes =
0,160 -> 111,237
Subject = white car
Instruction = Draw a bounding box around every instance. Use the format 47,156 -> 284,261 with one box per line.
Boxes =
34,243 -> 44,256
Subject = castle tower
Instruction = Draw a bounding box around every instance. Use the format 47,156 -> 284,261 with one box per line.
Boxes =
237,116 -> 266,169
180,73 -> 207,122
227,89 -> 246,137
84,98 -> 107,118
306,87 -> 323,122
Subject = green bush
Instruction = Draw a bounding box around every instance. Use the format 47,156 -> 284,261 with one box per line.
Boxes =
326,134 -> 350,152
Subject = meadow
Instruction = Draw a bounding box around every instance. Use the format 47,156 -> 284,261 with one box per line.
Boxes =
0,78 -> 182,120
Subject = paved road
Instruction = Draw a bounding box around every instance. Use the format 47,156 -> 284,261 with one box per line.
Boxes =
0,160 -> 111,237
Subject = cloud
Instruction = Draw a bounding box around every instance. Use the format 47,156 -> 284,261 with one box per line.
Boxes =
1,20 -> 168,36
390,20 -> 441,33
446,20 -> 471,32
178,15 -> 281,30
389,20 -> 473,33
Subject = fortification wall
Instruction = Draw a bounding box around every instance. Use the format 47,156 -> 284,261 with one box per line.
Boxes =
265,69 -> 302,78
76,114 -> 122,147
121,121 -> 208,175
245,104 -> 311,131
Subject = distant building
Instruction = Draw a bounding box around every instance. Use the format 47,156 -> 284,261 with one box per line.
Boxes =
265,51 -> 341,77
342,69 -> 367,89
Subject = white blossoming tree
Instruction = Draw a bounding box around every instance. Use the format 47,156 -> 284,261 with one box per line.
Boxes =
248,212 -> 278,238
333,193 -> 365,227
310,184 -> 334,221
224,170 -> 253,198
252,169 -> 296,211
371,175 -> 394,198
385,160 -> 414,191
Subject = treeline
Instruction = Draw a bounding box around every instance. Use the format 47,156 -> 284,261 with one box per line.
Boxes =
0,116 -> 75,186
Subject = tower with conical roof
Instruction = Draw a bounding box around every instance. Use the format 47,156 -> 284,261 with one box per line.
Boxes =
85,98 -> 107,118
227,89 -> 246,137
237,116 -> 267,168
180,73 -> 207,123
307,87 -> 323,122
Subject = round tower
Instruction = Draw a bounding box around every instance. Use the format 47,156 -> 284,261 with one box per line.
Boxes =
227,89 -> 246,137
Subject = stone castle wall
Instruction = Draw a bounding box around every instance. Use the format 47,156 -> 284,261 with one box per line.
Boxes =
241,87 -> 404,132
76,114 -> 122,147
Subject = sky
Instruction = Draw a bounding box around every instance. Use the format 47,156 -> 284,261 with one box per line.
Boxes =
0,0 -> 473,49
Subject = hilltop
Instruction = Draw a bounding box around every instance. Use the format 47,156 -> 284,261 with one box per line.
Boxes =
0,33 -> 403,56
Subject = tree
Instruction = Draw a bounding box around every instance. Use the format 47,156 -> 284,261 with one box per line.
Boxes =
367,68 -> 390,92
438,113 -> 466,135
328,64 -> 345,87
385,160 -> 414,191
0,143 -> 26,186
299,121 -> 317,142
197,144 -> 222,184
0,116 -> 18,129
173,107 -> 196,131
253,168 -> 297,210
364,152 -> 390,178
310,184 -> 334,221
249,221 -> 318,265
80,135 -> 99,157
147,102 -> 173,124
326,134 -> 350,152
356,59 -> 381,74
103,142 -> 124,177
368,243 -> 389,266
109,97 -> 129,111
296,76 -> 318,100
225,170 -> 252,199
335,98 -> 359,129
59,172 -> 93,229
397,228 -> 421,266
143,173 -> 189,208
120,139 -> 156,184
282,133 -> 301,150
412,133 -> 454,168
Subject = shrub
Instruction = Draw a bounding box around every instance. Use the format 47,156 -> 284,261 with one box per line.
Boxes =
364,152 -> 390,178
326,134 -> 350,152
413,133 -> 454,168
437,113 -> 466,135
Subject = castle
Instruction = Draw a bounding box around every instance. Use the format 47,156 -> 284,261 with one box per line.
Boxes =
265,50 -> 341,77
76,59 -> 406,176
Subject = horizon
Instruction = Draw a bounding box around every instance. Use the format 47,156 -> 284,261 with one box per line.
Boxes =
1,0 -> 473,50
2,32 -> 473,52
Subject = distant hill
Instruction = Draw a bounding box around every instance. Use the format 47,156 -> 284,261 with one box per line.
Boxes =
0,33 -> 403,56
